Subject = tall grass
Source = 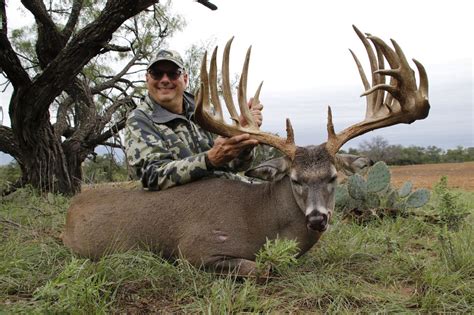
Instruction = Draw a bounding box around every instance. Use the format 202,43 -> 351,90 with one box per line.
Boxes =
1,185 -> 473,313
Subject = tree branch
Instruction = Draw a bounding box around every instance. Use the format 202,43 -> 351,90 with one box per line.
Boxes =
17,0 -> 158,128
87,118 -> 127,147
92,53 -> 141,93
21,0 -> 67,68
99,43 -> 132,54
102,141 -> 123,149
54,96 -> 75,138
0,125 -> 22,160
0,1 -> 31,88
61,0 -> 84,40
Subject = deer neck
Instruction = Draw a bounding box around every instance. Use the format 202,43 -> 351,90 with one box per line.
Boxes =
265,176 -> 304,219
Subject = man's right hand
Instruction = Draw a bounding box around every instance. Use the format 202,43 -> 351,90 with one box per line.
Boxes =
207,134 -> 258,167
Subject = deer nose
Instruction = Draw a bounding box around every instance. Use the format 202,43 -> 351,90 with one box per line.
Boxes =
306,212 -> 328,232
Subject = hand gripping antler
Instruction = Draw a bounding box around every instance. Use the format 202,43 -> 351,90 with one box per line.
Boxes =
325,25 -> 430,155
195,37 -> 297,159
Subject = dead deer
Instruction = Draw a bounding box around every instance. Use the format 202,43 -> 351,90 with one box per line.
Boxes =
62,26 -> 430,277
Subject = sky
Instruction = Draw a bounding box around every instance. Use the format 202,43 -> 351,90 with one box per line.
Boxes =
0,0 -> 473,164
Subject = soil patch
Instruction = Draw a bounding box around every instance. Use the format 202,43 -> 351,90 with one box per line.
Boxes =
390,162 -> 474,191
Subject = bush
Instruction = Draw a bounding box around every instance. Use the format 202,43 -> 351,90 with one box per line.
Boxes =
432,176 -> 470,231
0,161 -> 21,194
82,154 -> 129,184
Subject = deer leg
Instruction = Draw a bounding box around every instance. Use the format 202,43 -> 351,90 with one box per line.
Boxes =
209,258 -> 270,281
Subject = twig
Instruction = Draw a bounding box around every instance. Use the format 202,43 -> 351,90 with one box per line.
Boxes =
0,217 -> 23,229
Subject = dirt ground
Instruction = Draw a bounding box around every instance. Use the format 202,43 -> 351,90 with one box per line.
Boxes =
390,162 -> 474,191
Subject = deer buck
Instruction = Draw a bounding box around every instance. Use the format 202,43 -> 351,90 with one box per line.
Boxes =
62,26 -> 430,277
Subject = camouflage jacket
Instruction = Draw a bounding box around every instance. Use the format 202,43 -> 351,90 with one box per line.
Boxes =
124,93 -> 253,190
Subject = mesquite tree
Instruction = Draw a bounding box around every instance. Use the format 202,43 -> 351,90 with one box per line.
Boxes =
0,0 -> 185,194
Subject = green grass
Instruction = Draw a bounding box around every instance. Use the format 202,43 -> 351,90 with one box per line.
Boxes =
1,186 -> 473,313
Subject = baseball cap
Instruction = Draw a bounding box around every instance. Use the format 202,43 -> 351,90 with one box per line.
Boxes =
148,49 -> 185,70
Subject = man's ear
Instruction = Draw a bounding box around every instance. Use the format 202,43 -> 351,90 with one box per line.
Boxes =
245,156 -> 291,181
183,72 -> 189,87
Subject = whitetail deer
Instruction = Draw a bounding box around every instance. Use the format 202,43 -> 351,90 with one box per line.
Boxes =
62,26 -> 430,276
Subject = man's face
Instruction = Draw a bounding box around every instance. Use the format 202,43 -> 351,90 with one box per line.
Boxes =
146,60 -> 188,111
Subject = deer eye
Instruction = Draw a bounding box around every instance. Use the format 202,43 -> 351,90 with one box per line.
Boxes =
329,175 -> 337,184
291,179 -> 302,187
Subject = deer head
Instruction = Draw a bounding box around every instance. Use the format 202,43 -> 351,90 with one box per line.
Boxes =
195,26 -> 430,232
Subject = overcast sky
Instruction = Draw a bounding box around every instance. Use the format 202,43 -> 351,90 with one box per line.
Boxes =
1,0 -> 472,163
167,0 -> 473,149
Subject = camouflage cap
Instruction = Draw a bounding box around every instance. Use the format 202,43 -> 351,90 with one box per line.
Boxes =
148,49 -> 185,70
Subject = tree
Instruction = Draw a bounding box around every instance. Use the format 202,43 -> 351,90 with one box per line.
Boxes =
0,0 -> 185,194
357,136 -> 390,162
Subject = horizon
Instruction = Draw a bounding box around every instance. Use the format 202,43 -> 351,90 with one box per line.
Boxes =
0,73 -> 472,165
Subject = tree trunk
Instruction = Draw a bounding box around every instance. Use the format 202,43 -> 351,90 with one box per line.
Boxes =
16,114 -> 88,195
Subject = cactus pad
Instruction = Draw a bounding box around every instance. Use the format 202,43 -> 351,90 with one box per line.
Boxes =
348,174 -> 367,200
367,161 -> 391,193
335,185 -> 350,208
406,189 -> 430,208
399,181 -> 413,197
365,192 -> 381,209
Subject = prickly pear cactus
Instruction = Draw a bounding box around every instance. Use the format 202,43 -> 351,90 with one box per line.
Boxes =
386,189 -> 399,208
335,184 -> 351,208
347,174 -> 367,200
365,192 -> 381,209
366,161 -> 390,193
336,161 -> 431,222
399,181 -> 413,198
406,189 -> 430,208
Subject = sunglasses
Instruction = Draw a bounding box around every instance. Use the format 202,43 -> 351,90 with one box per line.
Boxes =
148,68 -> 184,81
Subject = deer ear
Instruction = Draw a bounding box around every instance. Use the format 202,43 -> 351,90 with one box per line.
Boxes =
245,157 -> 291,181
335,153 -> 374,176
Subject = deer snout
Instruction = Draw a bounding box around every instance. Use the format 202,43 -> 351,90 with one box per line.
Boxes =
306,211 -> 328,232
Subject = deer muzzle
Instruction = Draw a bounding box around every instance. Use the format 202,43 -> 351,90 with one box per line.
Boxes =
306,211 -> 329,232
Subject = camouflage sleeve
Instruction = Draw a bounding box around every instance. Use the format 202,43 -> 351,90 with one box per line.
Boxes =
124,112 -> 215,191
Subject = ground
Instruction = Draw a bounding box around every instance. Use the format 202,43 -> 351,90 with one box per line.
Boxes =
390,161 -> 474,191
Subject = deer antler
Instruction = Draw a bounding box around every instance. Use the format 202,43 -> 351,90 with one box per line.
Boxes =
325,25 -> 430,155
195,38 -> 297,159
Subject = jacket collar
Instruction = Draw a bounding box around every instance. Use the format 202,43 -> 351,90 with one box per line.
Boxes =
145,92 -> 196,124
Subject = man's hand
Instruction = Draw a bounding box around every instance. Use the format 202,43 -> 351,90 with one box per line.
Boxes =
207,134 -> 258,167
239,98 -> 263,127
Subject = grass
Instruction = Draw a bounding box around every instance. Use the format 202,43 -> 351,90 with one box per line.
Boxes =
1,185 -> 473,313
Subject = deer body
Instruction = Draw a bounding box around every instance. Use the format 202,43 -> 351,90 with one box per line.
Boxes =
63,173 -> 323,265
63,27 -> 430,276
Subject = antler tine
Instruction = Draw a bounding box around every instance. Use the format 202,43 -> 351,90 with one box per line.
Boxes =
349,49 -> 374,118
367,35 -> 400,70
199,51 -> 211,112
252,81 -> 264,109
413,58 -> 429,97
351,25 -> 389,119
325,28 -> 430,155
372,42 -> 388,109
209,46 -> 224,121
352,25 -> 379,88
195,38 -> 297,160
222,37 -> 240,125
238,45 -> 258,130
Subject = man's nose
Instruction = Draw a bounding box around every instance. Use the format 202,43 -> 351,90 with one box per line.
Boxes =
159,73 -> 171,82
